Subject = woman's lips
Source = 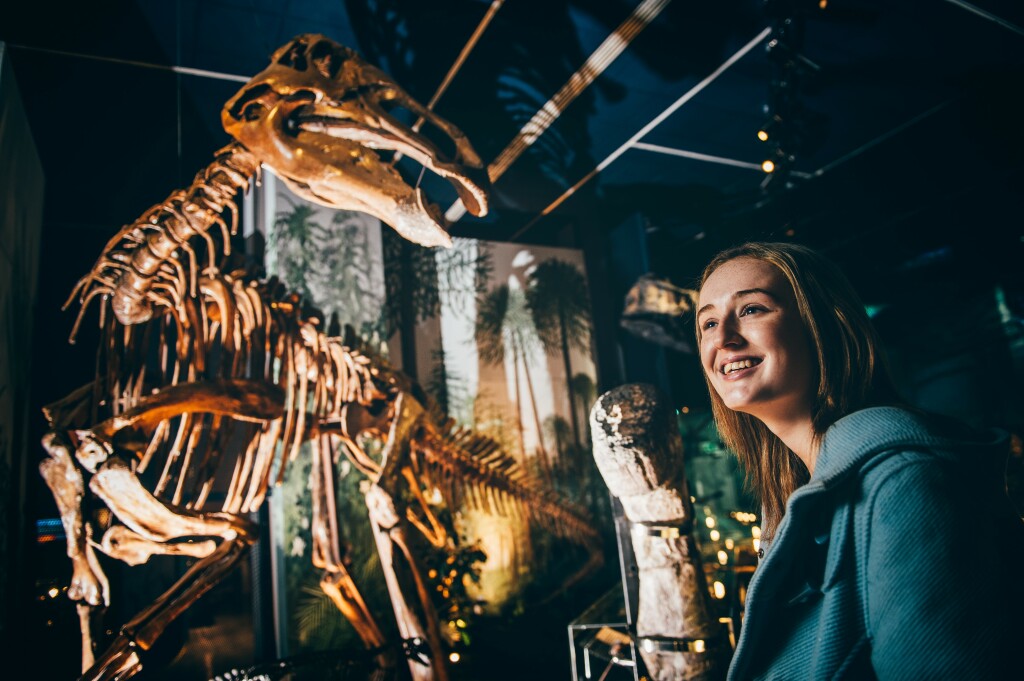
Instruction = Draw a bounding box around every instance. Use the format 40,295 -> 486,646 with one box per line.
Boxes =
719,358 -> 762,380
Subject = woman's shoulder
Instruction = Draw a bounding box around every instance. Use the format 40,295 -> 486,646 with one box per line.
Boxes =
814,406 -> 1008,485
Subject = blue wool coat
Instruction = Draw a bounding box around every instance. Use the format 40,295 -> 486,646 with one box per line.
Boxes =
727,407 -> 1024,680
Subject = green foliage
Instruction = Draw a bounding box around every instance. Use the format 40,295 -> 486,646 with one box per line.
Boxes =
383,233 -> 493,334
271,196 -> 386,342
271,196 -> 318,301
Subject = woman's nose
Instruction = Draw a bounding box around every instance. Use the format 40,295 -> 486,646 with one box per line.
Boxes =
712,317 -> 744,348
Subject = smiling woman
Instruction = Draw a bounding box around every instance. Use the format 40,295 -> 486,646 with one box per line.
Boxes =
695,242 -> 1024,680
696,242 -> 899,536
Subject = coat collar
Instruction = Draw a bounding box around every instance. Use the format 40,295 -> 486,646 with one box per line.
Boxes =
811,406 -> 1007,489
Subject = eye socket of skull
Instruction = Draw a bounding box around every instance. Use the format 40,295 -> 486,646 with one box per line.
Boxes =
226,83 -> 273,123
277,38 -> 310,70
309,39 -> 345,80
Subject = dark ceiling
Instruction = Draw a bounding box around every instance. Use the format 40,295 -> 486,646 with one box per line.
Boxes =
3,0 -> 1024,379
5,1 -> 1024,288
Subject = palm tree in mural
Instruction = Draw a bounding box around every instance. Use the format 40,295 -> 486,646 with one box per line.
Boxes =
475,284 -> 552,479
526,260 -> 592,449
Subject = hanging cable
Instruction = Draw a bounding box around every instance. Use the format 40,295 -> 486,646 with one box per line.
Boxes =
445,0 -> 674,223
399,0 -> 506,180
6,44 -> 250,82
416,0 -> 506,132
508,26 -> 772,241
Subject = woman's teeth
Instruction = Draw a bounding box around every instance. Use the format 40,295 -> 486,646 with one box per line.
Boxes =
723,359 -> 760,374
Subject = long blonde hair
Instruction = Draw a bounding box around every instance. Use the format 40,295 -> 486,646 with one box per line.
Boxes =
696,242 -> 899,539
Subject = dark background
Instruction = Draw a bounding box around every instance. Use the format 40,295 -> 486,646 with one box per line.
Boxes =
2,1 -> 1023,678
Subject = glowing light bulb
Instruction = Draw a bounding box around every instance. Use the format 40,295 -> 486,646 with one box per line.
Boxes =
761,159 -> 775,173
751,525 -> 761,539
717,550 -> 728,565
725,538 -> 734,550
710,530 -> 720,542
48,587 -> 59,599
713,581 -> 726,599
449,652 -> 461,663
705,516 -> 716,529
757,129 -> 769,142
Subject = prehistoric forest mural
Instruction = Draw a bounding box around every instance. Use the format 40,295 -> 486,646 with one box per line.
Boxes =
261,173 -> 606,655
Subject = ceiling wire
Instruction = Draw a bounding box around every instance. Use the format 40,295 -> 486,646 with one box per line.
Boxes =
415,0 -> 505,133
632,141 -> 813,178
943,0 -> 1024,38
445,0 -> 674,223
811,98 -> 954,178
509,26 -> 772,242
5,44 -> 250,82
404,0 -> 506,181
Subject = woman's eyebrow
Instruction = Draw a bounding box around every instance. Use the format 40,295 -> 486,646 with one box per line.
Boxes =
736,287 -> 779,301
697,288 -> 779,318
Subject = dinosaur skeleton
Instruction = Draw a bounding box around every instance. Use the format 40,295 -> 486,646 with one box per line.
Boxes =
42,34 -> 600,681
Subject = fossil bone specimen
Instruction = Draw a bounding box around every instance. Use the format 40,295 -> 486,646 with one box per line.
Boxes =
591,384 -> 730,681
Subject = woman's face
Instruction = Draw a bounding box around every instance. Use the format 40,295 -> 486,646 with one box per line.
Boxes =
697,257 -> 815,424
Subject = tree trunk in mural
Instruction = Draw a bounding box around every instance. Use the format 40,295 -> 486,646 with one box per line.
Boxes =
478,286 -> 526,465
570,373 -> 597,436
526,260 -> 592,455
515,330 -> 552,482
510,341 -> 527,464
558,311 -> 580,447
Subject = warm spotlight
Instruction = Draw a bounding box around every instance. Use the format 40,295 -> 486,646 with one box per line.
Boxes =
757,115 -> 780,142
761,159 -> 776,173
449,652 -> 461,663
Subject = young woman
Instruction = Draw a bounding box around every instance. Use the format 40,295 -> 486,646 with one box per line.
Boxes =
695,242 -> 1023,680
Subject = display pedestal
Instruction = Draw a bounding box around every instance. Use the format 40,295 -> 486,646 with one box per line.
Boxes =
567,586 -> 638,681
568,494 -> 641,681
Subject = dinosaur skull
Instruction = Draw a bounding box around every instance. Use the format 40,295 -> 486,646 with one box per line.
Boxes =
222,34 -> 489,248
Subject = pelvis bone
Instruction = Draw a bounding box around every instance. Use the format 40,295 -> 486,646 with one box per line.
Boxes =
223,34 -> 489,248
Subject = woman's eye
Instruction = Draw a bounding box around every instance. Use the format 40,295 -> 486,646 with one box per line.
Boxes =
740,305 -> 765,316
701,319 -> 718,330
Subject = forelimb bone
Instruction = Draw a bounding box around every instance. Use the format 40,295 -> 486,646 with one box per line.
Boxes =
40,433 -> 109,607
366,392 -> 449,681
308,434 -> 391,662
98,525 -> 217,566
40,432 -> 109,673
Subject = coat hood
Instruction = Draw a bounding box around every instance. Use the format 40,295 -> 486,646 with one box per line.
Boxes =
812,406 -> 1009,489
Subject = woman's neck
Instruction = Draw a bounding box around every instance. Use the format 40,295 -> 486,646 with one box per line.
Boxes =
761,410 -> 818,475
